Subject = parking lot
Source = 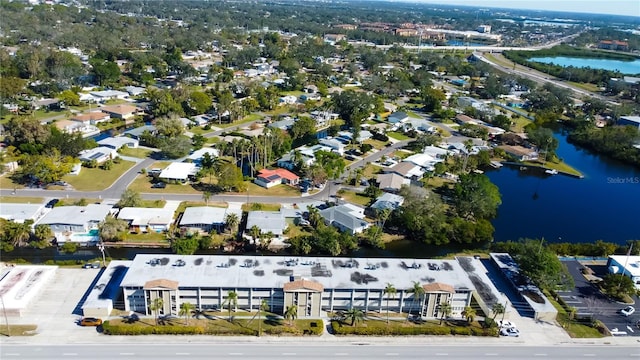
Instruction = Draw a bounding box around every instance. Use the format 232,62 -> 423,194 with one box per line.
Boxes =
560,260 -> 640,336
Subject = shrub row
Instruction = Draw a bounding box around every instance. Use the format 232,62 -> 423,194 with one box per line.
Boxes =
102,321 -> 205,335
330,321 -> 497,337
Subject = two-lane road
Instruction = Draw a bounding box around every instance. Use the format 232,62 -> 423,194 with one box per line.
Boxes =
2,343 -> 639,360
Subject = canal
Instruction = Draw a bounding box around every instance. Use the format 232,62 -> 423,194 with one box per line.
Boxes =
486,128 -> 640,245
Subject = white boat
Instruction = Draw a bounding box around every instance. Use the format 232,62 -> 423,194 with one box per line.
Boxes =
545,169 -> 558,175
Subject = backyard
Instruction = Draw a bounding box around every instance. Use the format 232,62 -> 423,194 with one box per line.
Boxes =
63,160 -> 135,191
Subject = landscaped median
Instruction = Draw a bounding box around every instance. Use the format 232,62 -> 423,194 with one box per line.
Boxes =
330,319 -> 498,337
102,318 -> 323,336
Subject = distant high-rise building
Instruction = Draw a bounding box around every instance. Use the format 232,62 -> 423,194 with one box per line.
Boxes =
476,25 -> 491,33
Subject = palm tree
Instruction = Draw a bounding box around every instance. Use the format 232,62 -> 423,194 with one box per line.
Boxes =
249,225 -> 261,245
224,290 -> 238,322
202,191 -> 211,205
438,301 -> 452,325
491,303 -> 505,320
383,283 -> 397,324
149,297 -> 164,325
179,302 -> 195,325
284,305 -> 298,326
345,307 -> 365,327
462,306 -> 476,324
406,281 -> 425,321
307,205 -> 323,228
258,298 -> 269,337
224,213 -> 239,235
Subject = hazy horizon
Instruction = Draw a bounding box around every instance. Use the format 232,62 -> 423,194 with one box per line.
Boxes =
418,0 -> 640,17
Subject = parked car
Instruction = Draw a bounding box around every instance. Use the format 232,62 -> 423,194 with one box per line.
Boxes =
82,262 -> 99,269
45,199 -> 60,208
500,327 -> 520,337
151,182 -> 166,189
80,317 -> 103,326
498,320 -> 516,329
620,306 -> 635,317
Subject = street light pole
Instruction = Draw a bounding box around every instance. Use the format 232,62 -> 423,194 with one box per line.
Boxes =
1,295 -> 9,336
98,242 -> 106,268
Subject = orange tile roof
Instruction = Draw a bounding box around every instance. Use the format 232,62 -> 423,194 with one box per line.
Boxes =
100,104 -> 140,115
258,168 -> 299,181
144,278 -> 179,290
422,282 -> 454,293
72,112 -> 109,122
283,279 -> 324,292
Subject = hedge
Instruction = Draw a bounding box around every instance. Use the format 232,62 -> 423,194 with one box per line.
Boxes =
330,321 -> 497,336
102,321 -> 205,335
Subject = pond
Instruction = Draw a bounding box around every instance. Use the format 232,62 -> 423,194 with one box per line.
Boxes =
529,56 -> 640,75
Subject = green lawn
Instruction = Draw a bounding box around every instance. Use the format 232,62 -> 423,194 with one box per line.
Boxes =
63,160 -> 135,191
0,196 -> 44,204
522,160 -> 583,177
338,190 -> 372,207
123,232 -> 169,244
510,115 -> 533,133
242,202 -> 281,212
118,147 -> 154,159
241,182 -> 300,197
406,110 -> 423,119
387,131 -> 411,141
55,198 -> 102,206
139,199 -> 166,208
217,113 -> 263,129
128,174 -> 202,194
364,139 -> 389,150
567,82 -> 600,93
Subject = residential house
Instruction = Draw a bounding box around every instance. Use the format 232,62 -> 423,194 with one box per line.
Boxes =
36,204 -> 113,244
78,146 -> 118,164
318,138 -> 346,155
279,95 -> 298,105
254,168 -> 300,188
384,161 -> 425,180
618,116 -> 640,129
179,206 -> 243,233
404,153 -> 440,171
387,112 -> 409,124
117,207 -> 175,233
268,117 -> 296,131
187,148 -> 219,165
97,136 -> 139,150
498,145 -> 539,161
32,98 -> 60,111
245,211 -> 287,238
319,204 -> 370,235
457,96 -> 487,111
404,118 -> 436,133
90,90 -> 129,102
0,203 -> 48,224
53,120 -> 99,137
71,111 -> 110,125
100,104 -> 141,120
191,114 -> 212,127
376,173 -> 409,193
124,86 -> 146,97
125,125 -> 157,140
369,193 -> 405,213
158,162 -> 198,183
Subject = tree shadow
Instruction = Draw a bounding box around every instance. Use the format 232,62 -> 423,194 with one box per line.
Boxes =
265,315 -> 284,326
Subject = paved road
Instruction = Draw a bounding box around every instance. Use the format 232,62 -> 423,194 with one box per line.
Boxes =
474,52 -> 609,102
2,343 -> 639,360
0,141 -> 410,203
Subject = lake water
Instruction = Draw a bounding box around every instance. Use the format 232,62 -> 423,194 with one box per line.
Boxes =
487,129 -> 640,245
529,56 -> 640,75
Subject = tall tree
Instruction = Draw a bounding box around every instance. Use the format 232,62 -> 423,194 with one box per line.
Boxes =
462,306 -> 476,323
407,281 -> 425,320
149,297 -> 164,325
224,290 -> 238,322
383,283 -> 396,324
225,213 -> 239,236
439,301 -> 452,325
345,307 -> 365,327
284,305 -> 298,326
118,189 -> 142,208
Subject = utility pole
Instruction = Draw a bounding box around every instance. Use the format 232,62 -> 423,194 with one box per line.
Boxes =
1,295 -> 9,336
98,242 -> 106,268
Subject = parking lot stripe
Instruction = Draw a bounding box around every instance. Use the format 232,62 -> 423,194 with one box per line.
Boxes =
435,353 -> 449,356
119,353 -> 134,356
534,354 -> 547,356
62,353 -> 77,356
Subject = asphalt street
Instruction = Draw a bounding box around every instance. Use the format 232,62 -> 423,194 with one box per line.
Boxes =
0,140 -> 410,204
2,344 -> 640,360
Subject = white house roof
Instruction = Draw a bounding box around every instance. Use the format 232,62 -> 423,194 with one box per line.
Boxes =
370,193 -> 405,211
159,163 -> 198,181
0,203 -> 47,223
319,205 -> 369,233
404,153 -> 438,168
609,255 -> 640,278
90,90 -> 129,98
117,207 -> 175,226
246,211 -> 287,235
188,148 -> 219,162
376,173 -> 409,191
78,147 -> 116,162
37,204 -> 112,226
180,206 -> 242,226
97,136 -> 138,149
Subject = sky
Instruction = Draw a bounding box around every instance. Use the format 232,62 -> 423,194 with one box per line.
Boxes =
420,1 -> 640,17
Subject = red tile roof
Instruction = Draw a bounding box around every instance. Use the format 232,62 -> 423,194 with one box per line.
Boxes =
144,278 -> 179,290
283,279 -> 324,292
422,282 -> 454,293
257,168 -> 299,182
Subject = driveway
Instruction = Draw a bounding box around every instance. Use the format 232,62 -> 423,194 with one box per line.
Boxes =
560,260 -> 640,336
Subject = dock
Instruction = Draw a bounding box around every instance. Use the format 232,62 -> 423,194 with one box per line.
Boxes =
489,161 -> 503,168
